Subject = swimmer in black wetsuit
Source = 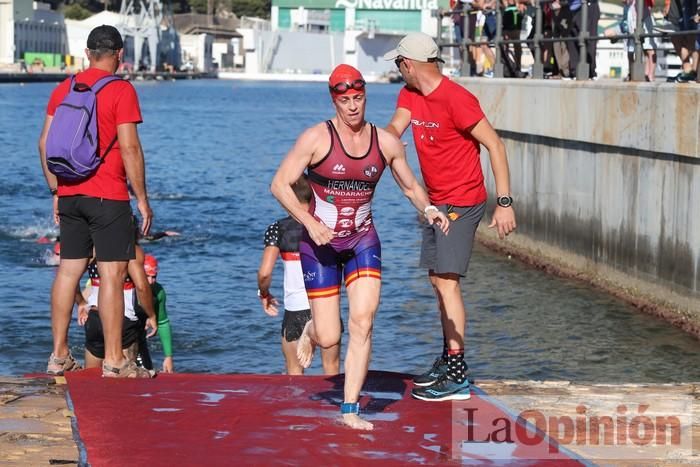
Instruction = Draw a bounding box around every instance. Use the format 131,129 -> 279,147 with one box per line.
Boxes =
141,230 -> 180,242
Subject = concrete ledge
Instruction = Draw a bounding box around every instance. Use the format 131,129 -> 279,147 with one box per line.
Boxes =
460,78 -> 700,333
0,72 -> 69,83
458,78 -> 700,159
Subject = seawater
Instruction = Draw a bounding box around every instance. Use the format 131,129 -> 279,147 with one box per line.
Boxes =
1,79 -> 699,381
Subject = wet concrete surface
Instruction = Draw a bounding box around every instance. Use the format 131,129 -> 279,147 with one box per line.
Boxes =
0,376 -> 77,465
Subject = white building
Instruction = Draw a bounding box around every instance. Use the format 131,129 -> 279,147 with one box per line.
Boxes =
235,0 -> 453,77
179,33 -> 213,72
0,0 -> 68,65
0,0 -> 14,64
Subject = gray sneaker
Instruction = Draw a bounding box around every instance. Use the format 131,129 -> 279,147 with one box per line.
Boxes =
413,357 -> 448,387
412,374 -> 472,401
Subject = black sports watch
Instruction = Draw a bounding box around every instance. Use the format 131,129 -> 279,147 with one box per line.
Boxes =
496,195 -> 513,208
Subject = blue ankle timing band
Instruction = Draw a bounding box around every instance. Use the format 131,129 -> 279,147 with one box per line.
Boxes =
340,402 -> 359,414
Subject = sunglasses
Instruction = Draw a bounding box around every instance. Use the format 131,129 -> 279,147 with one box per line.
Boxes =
395,56 -> 442,68
329,79 -> 366,93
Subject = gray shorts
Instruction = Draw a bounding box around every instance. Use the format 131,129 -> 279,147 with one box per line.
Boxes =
419,203 -> 486,276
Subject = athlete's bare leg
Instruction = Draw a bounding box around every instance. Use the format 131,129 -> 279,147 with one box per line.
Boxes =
123,341 -> 139,364
430,272 -> 465,351
297,295 -> 341,368
320,342 -> 341,375
342,276 -> 380,430
84,348 -> 103,369
282,337 -> 304,375
96,261 -> 128,368
51,258 -> 89,358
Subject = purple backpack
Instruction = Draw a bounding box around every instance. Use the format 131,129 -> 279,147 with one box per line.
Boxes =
45,74 -> 122,181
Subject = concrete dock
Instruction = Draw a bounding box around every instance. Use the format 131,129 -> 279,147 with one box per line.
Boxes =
0,70 -> 217,83
0,377 -> 76,465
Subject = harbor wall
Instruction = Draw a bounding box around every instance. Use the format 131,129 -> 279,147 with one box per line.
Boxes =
460,78 -> 700,332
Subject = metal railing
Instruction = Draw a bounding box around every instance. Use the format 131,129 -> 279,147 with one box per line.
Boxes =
437,0 -> 700,81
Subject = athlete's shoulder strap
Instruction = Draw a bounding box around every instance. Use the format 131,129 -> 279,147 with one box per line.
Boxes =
369,122 -> 377,143
310,121 -> 336,170
325,119 -> 339,145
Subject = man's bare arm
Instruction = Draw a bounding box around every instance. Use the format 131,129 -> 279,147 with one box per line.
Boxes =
385,107 -> 411,139
118,122 -> 152,235
38,115 -> 60,224
129,246 -> 157,337
257,246 -> 280,316
378,130 -> 449,233
470,118 -> 517,239
38,115 -> 57,190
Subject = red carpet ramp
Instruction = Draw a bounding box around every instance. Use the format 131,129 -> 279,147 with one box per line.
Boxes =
65,370 -> 584,466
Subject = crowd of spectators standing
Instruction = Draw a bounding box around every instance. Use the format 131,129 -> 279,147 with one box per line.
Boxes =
447,0 -> 700,82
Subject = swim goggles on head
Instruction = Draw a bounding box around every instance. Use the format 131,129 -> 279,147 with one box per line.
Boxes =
329,79 -> 366,93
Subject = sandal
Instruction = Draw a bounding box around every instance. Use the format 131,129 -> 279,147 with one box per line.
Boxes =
47,352 -> 82,375
102,360 -> 154,378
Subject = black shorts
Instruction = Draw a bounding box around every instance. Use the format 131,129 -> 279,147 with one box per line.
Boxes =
84,310 -> 141,359
281,309 -> 345,342
58,195 -> 135,261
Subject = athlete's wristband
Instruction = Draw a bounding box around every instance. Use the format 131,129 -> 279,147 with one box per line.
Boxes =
423,205 -> 439,217
257,289 -> 269,299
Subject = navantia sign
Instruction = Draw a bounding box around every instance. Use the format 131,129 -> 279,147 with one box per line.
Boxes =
335,0 -> 440,10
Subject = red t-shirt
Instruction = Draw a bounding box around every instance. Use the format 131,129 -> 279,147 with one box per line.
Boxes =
46,68 -> 143,201
397,77 -> 487,206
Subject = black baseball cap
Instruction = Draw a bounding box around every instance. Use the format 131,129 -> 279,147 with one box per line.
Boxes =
86,25 -> 124,50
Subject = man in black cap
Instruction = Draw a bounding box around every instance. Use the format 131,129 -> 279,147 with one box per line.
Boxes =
86,24 -> 125,55
38,24 -> 154,378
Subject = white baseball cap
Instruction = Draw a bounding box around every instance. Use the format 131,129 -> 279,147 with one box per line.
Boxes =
383,32 -> 445,63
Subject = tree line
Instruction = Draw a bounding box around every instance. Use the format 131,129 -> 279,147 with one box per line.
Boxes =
59,0 -> 271,21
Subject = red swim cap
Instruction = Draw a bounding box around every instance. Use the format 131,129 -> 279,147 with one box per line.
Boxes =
144,254 -> 158,276
328,64 -> 366,96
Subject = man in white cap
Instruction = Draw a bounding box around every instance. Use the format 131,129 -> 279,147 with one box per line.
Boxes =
384,32 -> 517,402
